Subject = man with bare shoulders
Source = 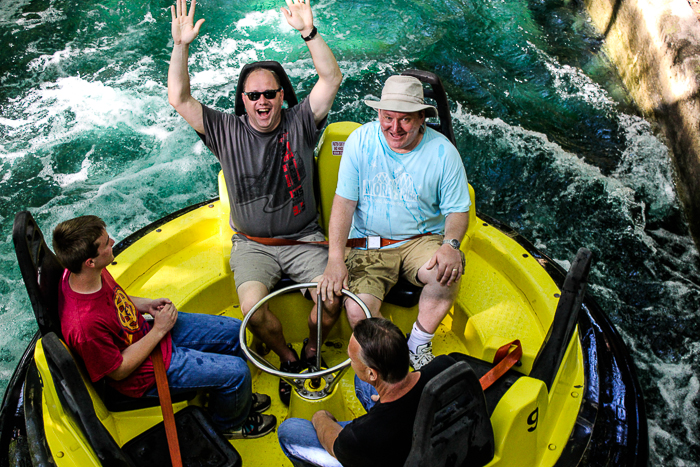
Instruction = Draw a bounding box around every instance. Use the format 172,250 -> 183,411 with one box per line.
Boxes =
168,0 -> 343,404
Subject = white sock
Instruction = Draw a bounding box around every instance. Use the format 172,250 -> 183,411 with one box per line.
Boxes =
407,323 -> 433,353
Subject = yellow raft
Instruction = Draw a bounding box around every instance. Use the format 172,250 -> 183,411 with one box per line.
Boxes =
2,71 -> 646,467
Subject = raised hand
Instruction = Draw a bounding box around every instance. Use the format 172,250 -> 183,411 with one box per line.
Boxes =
171,0 -> 205,46
281,0 -> 314,36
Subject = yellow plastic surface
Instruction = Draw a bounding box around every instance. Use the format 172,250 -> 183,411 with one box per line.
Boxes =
35,123 -> 585,467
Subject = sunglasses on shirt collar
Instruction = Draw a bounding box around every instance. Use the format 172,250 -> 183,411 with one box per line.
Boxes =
242,88 -> 283,101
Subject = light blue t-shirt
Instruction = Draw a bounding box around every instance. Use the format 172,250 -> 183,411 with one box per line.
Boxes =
336,122 -> 471,244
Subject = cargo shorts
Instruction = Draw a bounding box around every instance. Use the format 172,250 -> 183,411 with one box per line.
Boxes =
345,234 -> 464,301
230,232 -> 328,292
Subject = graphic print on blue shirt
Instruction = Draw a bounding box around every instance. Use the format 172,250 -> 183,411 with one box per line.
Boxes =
336,123 -> 471,242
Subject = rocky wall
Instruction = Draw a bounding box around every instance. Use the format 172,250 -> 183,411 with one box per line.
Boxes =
584,0 -> 700,250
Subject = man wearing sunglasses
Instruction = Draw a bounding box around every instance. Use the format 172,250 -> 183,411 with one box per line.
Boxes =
168,0 -> 343,405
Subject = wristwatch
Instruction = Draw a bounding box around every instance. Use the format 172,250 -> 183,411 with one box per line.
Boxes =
302,26 -> 318,42
442,238 -> 461,250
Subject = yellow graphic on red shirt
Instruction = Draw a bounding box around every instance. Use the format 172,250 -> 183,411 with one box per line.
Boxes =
114,287 -> 139,344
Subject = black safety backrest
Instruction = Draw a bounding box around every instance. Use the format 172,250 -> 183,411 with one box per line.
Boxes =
234,61 -> 299,117
400,70 -> 456,146
41,332 -> 134,467
13,211 -> 65,338
530,248 -> 592,390
404,361 -> 494,467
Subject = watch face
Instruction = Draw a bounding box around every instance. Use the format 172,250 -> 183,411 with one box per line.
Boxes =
444,239 -> 460,249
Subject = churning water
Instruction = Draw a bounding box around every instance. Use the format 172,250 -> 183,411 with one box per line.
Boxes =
1,0 -> 698,464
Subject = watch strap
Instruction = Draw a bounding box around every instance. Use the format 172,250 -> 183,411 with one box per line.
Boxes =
442,238 -> 461,249
302,26 -> 318,42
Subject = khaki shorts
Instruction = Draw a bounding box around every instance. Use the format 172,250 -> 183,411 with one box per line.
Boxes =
230,232 -> 328,292
346,235 -> 464,301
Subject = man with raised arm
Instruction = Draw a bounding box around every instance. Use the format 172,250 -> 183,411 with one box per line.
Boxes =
168,0 -> 343,404
54,215 -> 276,439
318,75 -> 471,370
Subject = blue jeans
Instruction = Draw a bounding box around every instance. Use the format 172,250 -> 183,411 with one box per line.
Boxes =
145,312 -> 251,431
278,376 -> 378,467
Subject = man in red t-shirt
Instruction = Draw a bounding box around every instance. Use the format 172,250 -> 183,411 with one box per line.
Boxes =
53,215 -> 275,439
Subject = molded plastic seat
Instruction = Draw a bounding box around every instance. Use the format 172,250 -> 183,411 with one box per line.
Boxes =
13,211 -> 65,338
42,332 -> 136,467
404,361 -> 495,467
41,332 -> 241,467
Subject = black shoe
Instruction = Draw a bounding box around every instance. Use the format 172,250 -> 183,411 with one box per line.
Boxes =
301,338 -> 327,370
223,413 -> 277,439
251,393 -> 271,413
279,344 -> 303,406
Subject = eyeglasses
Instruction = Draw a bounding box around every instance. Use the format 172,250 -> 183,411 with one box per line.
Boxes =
242,88 -> 282,101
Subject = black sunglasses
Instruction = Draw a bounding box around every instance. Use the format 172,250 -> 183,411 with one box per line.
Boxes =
242,88 -> 282,101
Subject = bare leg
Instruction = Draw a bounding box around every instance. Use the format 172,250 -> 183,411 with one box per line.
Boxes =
415,266 -> 461,333
304,275 -> 344,359
238,280 -> 297,363
345,293 -> 383,329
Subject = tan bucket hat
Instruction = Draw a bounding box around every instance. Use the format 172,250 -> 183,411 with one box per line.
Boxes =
364,75 -> 438,118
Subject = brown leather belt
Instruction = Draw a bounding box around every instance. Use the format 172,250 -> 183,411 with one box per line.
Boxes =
239,233 -> 433,249
345,233 -> 432,249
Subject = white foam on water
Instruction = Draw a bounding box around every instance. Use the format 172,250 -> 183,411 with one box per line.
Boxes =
0,149 -> 26,163
0,0 -> 32,24
0,116 -> 32,128
533,42 -> 616,112
139,12 -> 156,25
2,67 -> 175,165
13,5 -> 64,30
27,46 -> 77,72
235,9 -> 288,34
450,102 -> 678,243
614,114 -> 676,220
638,337 -> 700,465
51,147 -> 94,187
190,35 -> 287,91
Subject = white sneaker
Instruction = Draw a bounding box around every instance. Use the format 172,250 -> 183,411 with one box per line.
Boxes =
409,341 -> 434,370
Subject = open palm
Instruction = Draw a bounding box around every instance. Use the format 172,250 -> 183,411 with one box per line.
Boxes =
281,0 -> 314,34
171,0 -> 205,46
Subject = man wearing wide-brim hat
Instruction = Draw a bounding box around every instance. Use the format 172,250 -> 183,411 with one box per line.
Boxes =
318,74 -> 472,370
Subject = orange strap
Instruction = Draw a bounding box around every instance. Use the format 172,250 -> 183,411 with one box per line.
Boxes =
239,232 -> 432,248
152,344 -> 182,467
479,340 -> 522,391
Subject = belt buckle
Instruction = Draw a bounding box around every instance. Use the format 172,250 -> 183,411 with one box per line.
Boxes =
366,236 -> 382,250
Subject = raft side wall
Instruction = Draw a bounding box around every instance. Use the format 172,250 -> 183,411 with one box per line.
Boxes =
110,202 -> 237,314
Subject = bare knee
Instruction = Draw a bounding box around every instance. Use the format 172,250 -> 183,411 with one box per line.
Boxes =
324,296 -> 342,316
241,301 -> 271,328
345,301 -> 369,329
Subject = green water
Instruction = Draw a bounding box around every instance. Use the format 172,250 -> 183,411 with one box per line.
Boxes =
1,0 -> 698,464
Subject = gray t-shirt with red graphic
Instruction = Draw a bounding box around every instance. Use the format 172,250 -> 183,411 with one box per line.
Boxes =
199,98 -> 325,239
